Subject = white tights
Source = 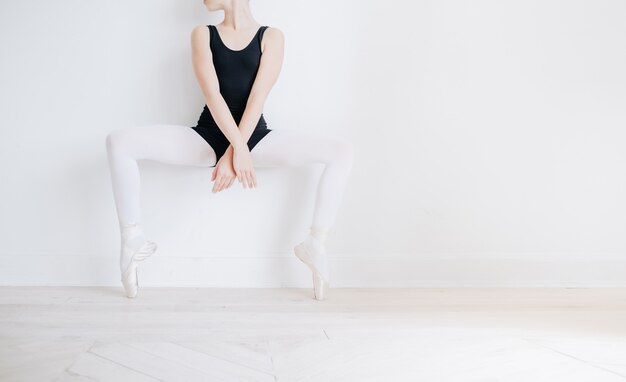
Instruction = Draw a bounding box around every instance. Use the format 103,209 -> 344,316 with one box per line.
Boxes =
105,124 -> 354,235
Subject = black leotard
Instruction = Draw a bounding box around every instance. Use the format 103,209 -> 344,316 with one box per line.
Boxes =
191,24 -> 272,167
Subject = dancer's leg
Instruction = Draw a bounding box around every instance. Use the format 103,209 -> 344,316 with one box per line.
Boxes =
250,128 -> 354,230
105,124 -> 217,227
105,124 -> 216,296
250,128 -> 354,296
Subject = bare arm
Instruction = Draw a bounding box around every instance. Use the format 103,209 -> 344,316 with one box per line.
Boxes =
236,27 -> 285,146
190,25 -> 246,150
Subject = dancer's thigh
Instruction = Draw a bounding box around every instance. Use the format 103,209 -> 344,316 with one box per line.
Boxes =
106,124 -> 217,167
250,128 -> 353,167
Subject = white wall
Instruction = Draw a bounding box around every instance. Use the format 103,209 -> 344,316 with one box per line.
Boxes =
1,0 -> 625,287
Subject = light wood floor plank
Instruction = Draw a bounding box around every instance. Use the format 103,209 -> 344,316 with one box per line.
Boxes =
0,287 -> 625,381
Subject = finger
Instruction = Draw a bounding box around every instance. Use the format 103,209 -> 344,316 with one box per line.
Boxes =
240,171 -> 247,189
214,175 -> 225,193
251,169 -> 257,188
246,170 -> 254,189
221,176 -> 230,192
217,176 -> 227,192
212,177 -> 218,193
245,171 -> 252,189
226,176 -> 235,189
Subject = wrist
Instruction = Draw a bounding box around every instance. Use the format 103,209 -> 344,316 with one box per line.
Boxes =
232,142 -> 247,152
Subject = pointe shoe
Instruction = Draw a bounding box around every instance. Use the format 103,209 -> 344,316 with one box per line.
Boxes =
294,241 -> 329,301
120,237 -> 157,299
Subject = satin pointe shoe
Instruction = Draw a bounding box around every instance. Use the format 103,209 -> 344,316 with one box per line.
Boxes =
120,224 -> 157,298
294,241 -> 329,301
121,240 -> 157,298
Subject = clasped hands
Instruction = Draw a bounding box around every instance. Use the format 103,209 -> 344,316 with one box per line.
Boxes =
211,144 -> 258,193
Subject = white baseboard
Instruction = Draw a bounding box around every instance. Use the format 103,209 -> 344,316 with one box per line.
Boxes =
1,252 -> 625,287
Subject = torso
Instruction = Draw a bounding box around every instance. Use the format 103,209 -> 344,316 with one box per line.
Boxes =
195,24 -> 270,127
191,23 -> 274,166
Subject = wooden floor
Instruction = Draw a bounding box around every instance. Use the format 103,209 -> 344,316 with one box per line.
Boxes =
1,287 -> 625,381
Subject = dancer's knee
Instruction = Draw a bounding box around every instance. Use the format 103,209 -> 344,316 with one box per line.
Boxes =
105,129 -> 118,154
105,128 -> 130,156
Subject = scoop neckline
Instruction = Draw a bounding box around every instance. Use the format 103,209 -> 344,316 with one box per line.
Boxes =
211,24 -> 264,52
